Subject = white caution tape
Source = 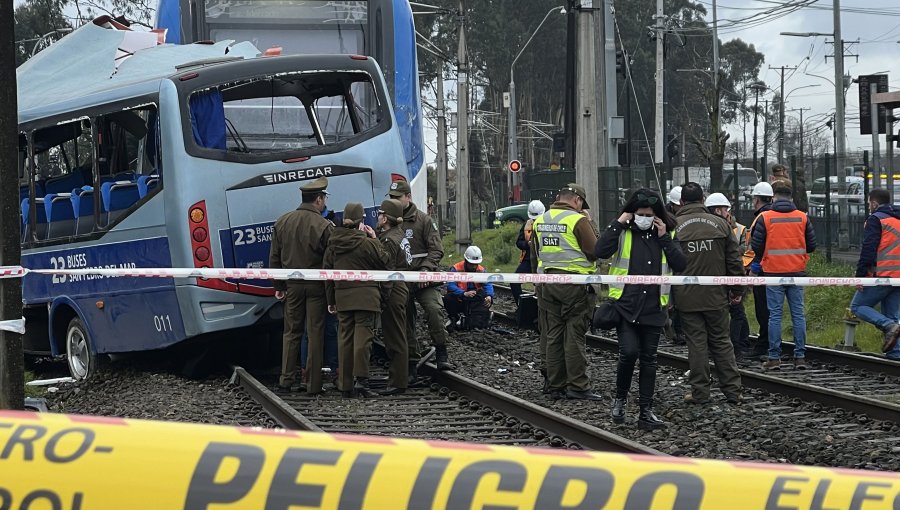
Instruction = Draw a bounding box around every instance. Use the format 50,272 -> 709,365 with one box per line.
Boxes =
0,265 -> 889,287
0,318 -> 25,334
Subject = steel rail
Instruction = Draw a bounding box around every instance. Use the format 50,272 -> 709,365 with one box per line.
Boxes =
230,366 -> 322,431
585,334 -> 900,423
421,364 -> 663,455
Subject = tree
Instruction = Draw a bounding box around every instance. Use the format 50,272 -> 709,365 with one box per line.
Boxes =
13,0 -> 71,66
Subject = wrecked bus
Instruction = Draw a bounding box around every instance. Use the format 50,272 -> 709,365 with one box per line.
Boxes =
17,20 -> 407,379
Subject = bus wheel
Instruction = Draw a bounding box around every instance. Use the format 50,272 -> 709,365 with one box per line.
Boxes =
66,317 -> 102,381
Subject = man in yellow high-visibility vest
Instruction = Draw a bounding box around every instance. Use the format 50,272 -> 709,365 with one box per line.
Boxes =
533,183 -> 601,400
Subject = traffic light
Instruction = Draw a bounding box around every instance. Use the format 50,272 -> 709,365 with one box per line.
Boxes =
508,160 -> 522,173
615,49 -> 626,76
666,134 -> 678,160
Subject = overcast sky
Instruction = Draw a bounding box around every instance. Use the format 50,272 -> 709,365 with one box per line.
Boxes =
712,0 -> 900,156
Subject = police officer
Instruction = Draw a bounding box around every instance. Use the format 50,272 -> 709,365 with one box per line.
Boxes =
674,182 -> 743,404
270,176 -> 334,395
390,179 -> 453,374
323,202 -> 387,397
533,183 -> 602,400
377,198 -> 413,395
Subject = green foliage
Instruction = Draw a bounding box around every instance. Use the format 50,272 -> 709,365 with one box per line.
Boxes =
14,0 -> 71,66
442,224 -> 522,273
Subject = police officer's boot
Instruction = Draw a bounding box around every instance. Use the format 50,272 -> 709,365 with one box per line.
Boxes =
637,403 -> 666,431
354,377 -> 376,398
540,369 -> 550,394
611,397 -> 627,424
435,344 -> 457,371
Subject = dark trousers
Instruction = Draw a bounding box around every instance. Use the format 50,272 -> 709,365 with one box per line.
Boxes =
729,302 -> 751,355
615,321 -> 661,405
510,259 -> 531,305
443,294 -> 491,327
382,283 -> 410,388
751,284 -> 770,353
681,309 -> 742,401
280,282 -> 326,392
336,310 -> 376,392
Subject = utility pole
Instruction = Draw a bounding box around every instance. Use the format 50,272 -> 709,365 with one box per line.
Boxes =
576,3 -> 599,209
712,0 -> 721,130
454,0 -> 470,253
833,0 -> 846,176
436,74 -> 448,234
564,0 -> 577,169
654,0 -> 665,171
762,99 -> 770,180
0,0 -> 24,410
770,65 -> 798,162
789,107 -> 810,168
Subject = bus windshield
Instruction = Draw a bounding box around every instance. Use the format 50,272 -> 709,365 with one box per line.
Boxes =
187,70 -> 382,157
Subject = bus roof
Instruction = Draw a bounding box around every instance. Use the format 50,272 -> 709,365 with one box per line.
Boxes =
17,21 -> 386,128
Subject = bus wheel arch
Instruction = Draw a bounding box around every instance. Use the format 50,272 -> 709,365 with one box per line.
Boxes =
50,303 -> 104,380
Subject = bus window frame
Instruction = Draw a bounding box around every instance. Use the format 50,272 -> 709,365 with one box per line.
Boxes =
20,96 -> 163,248
176,64 -> 391,164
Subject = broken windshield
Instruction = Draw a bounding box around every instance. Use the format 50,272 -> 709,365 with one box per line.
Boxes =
186,70 -> 383,158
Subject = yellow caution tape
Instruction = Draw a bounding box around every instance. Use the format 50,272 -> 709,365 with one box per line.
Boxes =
0,411 -> 897,509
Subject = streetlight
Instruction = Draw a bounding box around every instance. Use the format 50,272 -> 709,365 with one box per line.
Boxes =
508,5 -> 565,203
778,84 -> 820,162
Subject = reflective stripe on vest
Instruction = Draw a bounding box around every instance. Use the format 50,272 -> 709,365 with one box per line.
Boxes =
452,260 -> 483,290
876,217 -> 900,277
760,210 -> 809,273
534,209 -> 597,274
608,230 -> 672,306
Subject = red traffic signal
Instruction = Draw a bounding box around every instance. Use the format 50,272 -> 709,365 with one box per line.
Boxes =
508,160 -> 522,173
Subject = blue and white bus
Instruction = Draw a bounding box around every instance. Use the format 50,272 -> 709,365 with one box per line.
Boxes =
155,0 -> 427,202
17,23 -> 408,379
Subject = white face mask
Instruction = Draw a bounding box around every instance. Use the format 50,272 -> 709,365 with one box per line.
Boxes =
634,215 -> 654,231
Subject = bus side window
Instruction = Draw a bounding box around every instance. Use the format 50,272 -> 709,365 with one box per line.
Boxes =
30,120 -> 92,241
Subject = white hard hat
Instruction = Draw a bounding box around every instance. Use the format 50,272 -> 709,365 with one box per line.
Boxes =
464,245 -> 483,264
751,181 -> 774,197
668,186 -> 682,204
527,200 -> 546,220
704,192 -> 732,209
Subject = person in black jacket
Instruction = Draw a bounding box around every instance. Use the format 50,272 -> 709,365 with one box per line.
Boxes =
510,200 -> 545,305
596,189 -> 686,430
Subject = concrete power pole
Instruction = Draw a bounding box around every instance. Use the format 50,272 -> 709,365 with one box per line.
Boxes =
654,0 -> 665,169
454,0 -> 471,253
597,0 -> 617,168
575,3 -> 599,210
712,0 -> 720,131
0,0 -> 24,410
436,74 -> 448,234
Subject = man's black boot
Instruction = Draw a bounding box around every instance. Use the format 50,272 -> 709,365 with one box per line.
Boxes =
435,344 -> 457,371
611,398 -> 627,424
637,404 -> 666,431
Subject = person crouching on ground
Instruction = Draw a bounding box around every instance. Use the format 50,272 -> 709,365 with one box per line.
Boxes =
596,188 -> 686,430
443,246 -> 494,330
323,202 -> 389,397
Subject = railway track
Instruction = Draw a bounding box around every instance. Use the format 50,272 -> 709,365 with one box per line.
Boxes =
230,365 -> 660,455
491,286 -> 900,423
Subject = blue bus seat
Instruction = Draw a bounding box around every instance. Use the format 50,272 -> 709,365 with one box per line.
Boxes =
44,172 -> 84,195
21,197 -> 48,241
137,175 -> 159,198
71,187 -> 95,235
114,172 -> 136,182
44,193 -> 76,239
101,181 -> 140,224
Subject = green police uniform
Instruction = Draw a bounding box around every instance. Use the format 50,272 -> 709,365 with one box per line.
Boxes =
378,199 -> 413,392
389,180 -> 450,368
270,176 -> 333,394
533,184 -> 599,395
323,202 -> 390,394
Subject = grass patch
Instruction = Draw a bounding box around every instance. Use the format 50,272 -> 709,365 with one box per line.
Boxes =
441,224 -> 522,273
24,370 -> 46,398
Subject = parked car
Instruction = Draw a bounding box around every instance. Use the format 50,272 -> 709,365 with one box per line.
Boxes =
492,203 -> 530,226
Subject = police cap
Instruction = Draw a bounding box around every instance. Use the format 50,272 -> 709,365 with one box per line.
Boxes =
343,202 -> 364,222
300,176 -> 329,194
561,182 -> 590,209
379,199 -> 404,222
388,179 -> 411,198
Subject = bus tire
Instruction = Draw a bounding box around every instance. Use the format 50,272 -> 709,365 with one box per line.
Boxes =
65,317 -> 104,381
